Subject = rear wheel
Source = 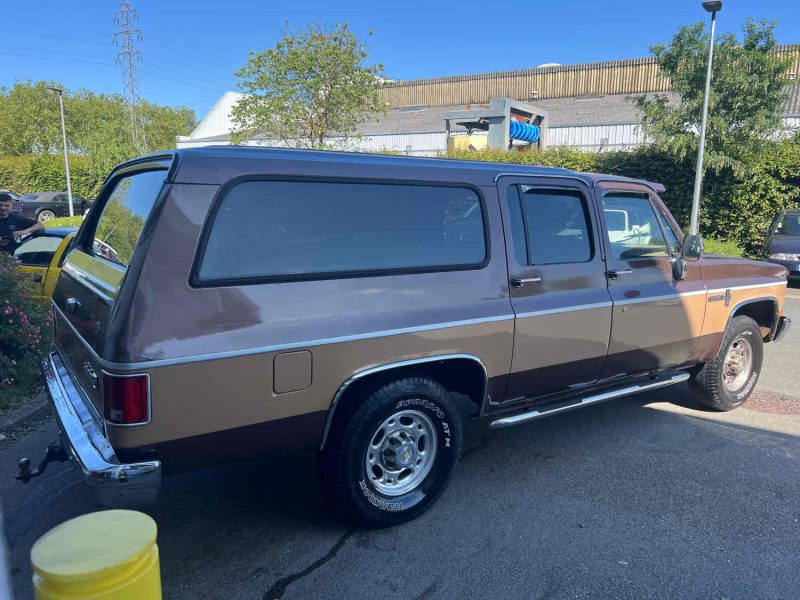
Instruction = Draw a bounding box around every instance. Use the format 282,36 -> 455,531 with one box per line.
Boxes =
320,377 -> 463,528
37,210 -> 56,222
690,316 -> 763,411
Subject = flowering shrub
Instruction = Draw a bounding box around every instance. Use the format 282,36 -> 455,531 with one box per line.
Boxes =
0,251 -> 53,407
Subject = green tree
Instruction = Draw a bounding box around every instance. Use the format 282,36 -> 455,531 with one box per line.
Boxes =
0,81 -> 196,162
636,19 -> 793,174
231,23 -> 386,149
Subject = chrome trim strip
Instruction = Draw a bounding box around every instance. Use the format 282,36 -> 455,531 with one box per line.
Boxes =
615,290 -> 707,306
43,352 -> 160,504
53,300 -> 512,372
489,373 -> 690,429
706,281 -> 787,295
320,353 -> 489,450
100,370 -> 153,428
514,301 -> 612,319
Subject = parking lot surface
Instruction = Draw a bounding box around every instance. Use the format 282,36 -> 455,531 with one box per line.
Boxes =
3,295 -> 799,600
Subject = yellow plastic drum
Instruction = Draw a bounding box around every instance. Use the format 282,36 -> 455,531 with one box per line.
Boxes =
31,510 -> 161,600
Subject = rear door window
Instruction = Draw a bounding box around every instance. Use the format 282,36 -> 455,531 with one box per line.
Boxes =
88,170 -> 166,267
196,180 -> 487,284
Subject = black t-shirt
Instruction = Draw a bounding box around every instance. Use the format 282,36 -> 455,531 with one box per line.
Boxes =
0,213 -> 37,254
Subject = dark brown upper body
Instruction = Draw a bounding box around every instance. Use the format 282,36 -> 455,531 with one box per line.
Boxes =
50,147 -> 788,466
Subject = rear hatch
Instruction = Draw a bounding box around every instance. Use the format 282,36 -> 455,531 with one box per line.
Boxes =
51,157 -> 172,420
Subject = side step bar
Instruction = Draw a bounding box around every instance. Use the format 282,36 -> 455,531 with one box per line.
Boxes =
489,372 -> 690,430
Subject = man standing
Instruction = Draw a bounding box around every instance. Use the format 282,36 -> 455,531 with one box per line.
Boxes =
0,192 -> 44,255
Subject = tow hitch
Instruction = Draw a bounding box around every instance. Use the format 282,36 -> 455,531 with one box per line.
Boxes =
15,441 -> 68,483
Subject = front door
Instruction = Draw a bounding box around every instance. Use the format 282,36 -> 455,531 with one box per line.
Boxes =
598,184 -> 706,380
498,176 -> 613,402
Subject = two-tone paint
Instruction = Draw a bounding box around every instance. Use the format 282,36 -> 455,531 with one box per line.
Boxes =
49,148 -> 788,471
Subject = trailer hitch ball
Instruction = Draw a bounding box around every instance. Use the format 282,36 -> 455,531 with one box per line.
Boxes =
15,442 -> 68,483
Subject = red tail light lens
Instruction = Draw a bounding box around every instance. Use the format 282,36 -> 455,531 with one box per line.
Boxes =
103,373 -> 149,425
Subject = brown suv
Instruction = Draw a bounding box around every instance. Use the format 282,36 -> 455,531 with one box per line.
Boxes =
17,148 -> 790,527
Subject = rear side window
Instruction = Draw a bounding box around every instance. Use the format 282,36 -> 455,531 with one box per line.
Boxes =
507,186 -> 593,265
196,180 -> 486,284
90,170 -> 165,267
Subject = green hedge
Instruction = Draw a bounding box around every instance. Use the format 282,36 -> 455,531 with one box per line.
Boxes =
447,140 -> 800,254
0,154 -> 106,199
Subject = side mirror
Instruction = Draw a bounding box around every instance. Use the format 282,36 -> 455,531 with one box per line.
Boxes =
681,234 -> 703,261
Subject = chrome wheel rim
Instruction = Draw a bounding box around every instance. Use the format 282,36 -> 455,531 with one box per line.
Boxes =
38,211 -> 54,222
365,409 -> 437,497
723,336 -> 753,391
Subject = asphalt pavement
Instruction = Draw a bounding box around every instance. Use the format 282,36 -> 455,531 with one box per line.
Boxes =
2,296 -> 799,600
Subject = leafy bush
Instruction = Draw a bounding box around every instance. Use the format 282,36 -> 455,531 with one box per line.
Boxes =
703,238 -> 744,257
0,252 -> 53,408
0,153 -> 105,200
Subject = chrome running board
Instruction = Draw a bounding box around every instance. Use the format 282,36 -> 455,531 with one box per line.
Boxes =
489,372 -> 690,429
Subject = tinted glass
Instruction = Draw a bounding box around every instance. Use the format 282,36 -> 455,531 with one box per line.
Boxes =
91,169 -> 165,267
505,186 -> 528,265
655,206 -> 681,255
518,188 -> 592,265
602,193 -> 669,260
198,180 -> 486,282
13,235 -> 62,266
776,214 -> 800,235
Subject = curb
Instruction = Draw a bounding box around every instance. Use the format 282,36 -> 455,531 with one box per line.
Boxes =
0,392 -> 50,433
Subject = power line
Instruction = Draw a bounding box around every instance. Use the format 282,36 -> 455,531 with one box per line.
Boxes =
113,1 -> 147,153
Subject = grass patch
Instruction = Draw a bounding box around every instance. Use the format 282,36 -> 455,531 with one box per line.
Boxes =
704,238 -> 744,257
45,216 -> 84,228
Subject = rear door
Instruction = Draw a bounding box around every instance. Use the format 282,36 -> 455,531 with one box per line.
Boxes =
52,160 -> 170,417
598,183 -> 706,379
497,176 -> 613,402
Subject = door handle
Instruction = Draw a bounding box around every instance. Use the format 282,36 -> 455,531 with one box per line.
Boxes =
607,269 -> 633,279
510,277 -> 542,288
65,297 -> 81,313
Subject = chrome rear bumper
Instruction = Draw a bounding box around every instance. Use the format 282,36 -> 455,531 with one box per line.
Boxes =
42,352 -> 160,505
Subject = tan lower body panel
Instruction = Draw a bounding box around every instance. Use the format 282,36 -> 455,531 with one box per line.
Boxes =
107,319 -> 513,449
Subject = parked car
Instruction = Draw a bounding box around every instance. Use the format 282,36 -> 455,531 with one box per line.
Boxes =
16,148 -> 790,527
763,208 -> 800,281
17,192 -> 92,222
13,227 -> 76,299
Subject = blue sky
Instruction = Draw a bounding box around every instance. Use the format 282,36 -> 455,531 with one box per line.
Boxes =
2,0 -> 798,122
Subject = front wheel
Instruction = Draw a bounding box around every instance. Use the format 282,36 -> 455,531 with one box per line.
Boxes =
690,315 -> 763,411
320,377 -> 463,528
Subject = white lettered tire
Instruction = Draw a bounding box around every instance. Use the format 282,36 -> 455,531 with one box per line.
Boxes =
321,377 -> 463,528
690,315 -> 763,411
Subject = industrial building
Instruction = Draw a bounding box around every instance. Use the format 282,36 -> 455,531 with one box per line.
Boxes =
177,46 -> 800,154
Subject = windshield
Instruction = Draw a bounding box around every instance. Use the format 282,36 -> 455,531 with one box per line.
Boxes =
775,214 -> 800,235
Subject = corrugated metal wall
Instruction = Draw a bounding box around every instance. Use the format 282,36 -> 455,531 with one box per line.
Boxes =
379,45 -> 800,108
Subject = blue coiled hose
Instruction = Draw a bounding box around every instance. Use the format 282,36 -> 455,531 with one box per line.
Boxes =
508,120 -> 541,143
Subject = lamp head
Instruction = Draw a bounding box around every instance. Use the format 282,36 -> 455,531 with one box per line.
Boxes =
45,86 -> 63,94
702,1 -> 722,12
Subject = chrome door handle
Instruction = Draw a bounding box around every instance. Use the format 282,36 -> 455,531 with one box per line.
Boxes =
65,297 -> 81,313
510,277 -> 542,288
607,269 -> 633,279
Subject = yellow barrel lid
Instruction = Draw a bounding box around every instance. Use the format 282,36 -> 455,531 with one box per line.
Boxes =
31,510 -> 157,584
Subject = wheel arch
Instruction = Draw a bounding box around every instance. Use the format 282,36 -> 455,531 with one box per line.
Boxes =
319,354 -> 488,450
728,296 -> 779,341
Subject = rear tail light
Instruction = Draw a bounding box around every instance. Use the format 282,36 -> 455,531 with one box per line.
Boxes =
103,373 -> 150,425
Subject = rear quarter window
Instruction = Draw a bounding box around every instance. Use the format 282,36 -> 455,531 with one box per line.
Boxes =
88,169 -> 166,267
195,180 -> 487,284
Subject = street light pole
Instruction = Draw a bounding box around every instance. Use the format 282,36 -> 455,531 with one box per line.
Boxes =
46,87 -> 74,217
689,1 -> 723,236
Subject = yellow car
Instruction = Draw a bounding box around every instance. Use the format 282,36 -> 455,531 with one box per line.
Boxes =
14,228 -> 77,299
